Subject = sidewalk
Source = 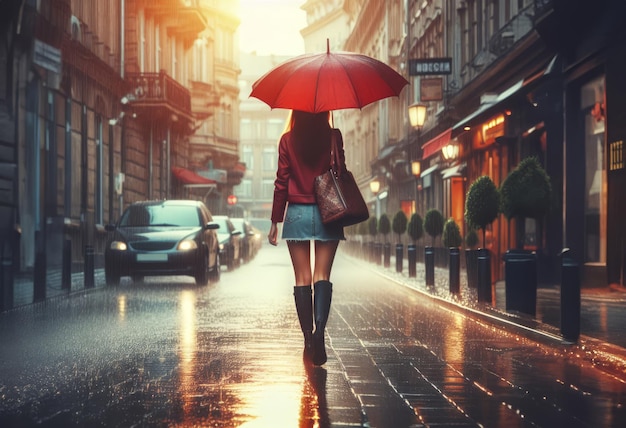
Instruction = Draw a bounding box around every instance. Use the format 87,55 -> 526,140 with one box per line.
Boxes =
348,251 -> 626,376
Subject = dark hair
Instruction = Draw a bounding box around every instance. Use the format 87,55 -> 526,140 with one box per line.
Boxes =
290,110 -> 332,167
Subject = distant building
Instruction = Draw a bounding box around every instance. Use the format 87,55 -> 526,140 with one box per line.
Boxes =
236,52 -> 291,220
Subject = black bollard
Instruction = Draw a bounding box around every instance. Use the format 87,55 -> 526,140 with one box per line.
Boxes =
1,251 -> 14,312
383,243 -> 391,268
425,246 -> 434,287
84,245 -> 95,288
477,248 -> 491,303
560,249 -> 580,343
449,247 -> 460,294
407,244 -> 416,277
395,244 -> 403,273
62,238 -> 72,290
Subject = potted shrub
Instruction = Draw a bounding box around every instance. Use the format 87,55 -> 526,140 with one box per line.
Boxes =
464,176 -> 499,303
464,229 -> 479,288
392,210 -> 408,273
423,209 -> 444,286
407,213 -> 424,278
378,213 -> 392,268
499,156 -> 552,316
443,218 -> 463,294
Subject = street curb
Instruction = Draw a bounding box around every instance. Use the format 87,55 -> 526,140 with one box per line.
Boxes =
346,255 -> 626,378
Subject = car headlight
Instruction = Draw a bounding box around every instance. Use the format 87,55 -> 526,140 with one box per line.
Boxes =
178,239 -> 198,251
110,241 -> 127,251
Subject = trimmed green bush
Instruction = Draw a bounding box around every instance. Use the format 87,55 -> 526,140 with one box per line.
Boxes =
500,156 -> 552,220
407,213 -> 424,244
378,213 -> 391,242
442,218 -> 463,248
465,229 -> 479,249
392,210 -> 408,243
465,175 -> 499,247
500,156 -> 552,249
424,209 -> 444,246
368,216 -> 378,238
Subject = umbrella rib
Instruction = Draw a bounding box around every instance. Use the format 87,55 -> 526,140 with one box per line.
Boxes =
333,55 -> 363,109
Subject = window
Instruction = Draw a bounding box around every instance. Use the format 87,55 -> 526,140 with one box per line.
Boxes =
263,147 -> 276,171
241,118 -> 252,139
95,115 -> 103,225
267,119 -> 285,140
261,179 -> 274,198
238,179 -> 252,198
242,145 -> 253,170
582,76 -> 606,264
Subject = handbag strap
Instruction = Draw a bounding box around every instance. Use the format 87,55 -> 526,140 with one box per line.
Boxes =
329,129 -> 345,176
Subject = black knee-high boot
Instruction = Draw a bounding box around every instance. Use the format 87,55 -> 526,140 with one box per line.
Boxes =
293,285 -> 314,361
313,280 -> 333,366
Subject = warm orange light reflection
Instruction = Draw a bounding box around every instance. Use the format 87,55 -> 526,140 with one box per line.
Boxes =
178,290 -> 197,417
117,294 -> 127,321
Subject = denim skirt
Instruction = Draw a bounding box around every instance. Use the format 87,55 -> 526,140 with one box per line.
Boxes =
282,203 -> 345,241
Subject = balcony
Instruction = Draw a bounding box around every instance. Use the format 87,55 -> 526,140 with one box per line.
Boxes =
143,0 -> 206,46
125,71 -> 193,125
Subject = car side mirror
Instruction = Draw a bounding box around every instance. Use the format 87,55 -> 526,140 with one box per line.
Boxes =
205,222 -> 220,230
232,230 -> 242,236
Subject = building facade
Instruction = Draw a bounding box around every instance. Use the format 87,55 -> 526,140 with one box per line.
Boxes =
0,0 -> 241,309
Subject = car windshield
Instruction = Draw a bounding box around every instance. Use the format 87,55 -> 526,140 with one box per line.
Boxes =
120,204 -> 200,227
230,218 -> 244,232
213,218 -> 230,234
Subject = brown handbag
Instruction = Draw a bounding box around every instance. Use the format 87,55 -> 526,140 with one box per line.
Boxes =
314,132 -> 369,227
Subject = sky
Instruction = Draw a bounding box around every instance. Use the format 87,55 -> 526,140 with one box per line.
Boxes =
239,0 -> 308,56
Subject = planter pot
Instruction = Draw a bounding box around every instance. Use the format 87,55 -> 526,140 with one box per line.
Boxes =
504,249 -> 537,316
374,243 -> 383,265
383,243 -> 391,268
424,246 -> 434,286
395,244 -> 403,273
477,248 -> 492,303
465,249 -> 478,288
449,247 -> 460,294
407,244 -> 417,277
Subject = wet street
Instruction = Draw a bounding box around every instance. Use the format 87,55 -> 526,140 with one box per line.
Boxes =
1,243 -> 626,427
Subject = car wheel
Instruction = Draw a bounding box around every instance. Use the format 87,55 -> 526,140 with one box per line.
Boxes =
105,268 -> 120,287
195,249 -> 210,286
209,252 -> 221,282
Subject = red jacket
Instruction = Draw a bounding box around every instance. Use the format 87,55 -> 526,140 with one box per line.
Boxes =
271,128 -> 345,223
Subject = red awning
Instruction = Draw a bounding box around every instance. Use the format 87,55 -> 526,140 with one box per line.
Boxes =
421,128 -> 452,159
171,167 -> 217,186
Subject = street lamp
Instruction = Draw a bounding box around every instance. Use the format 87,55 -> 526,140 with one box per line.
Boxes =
369,179 -> 381,194
370,179 -> 381,218
408,102 -> 427,214
409,102 -> 427,129
442,140 -> 460,161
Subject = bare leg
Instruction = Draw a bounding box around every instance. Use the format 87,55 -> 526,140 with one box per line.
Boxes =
287,240 -> 312,286
313,240 -> 340,283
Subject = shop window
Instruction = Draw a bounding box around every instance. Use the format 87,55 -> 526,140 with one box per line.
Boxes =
582,76 -> 606,264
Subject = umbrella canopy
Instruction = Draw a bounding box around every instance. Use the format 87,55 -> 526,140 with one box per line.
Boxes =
250,41 -> 409,113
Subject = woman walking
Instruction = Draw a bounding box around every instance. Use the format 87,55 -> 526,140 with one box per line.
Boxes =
267,110 -> 345,366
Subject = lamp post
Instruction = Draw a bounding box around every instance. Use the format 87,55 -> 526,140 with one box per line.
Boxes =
369,179 -> 381,219
408,102 -> 426,214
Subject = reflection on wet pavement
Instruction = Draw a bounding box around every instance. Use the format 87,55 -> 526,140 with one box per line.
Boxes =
0,243 -> 625,427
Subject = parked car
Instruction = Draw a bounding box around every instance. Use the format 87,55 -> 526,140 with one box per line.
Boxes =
104,200 -> 221,286
212,215 -> 242,270
230,218 -> 261,263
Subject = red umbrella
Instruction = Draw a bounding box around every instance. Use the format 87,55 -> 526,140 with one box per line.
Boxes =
250,41 -> 409,113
